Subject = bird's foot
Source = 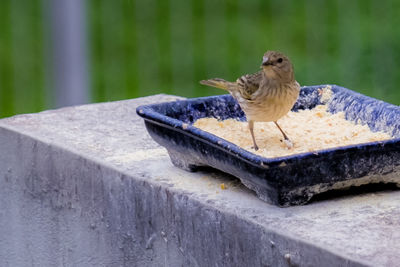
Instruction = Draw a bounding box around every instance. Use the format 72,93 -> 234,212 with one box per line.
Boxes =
252,144 -> 259,151
281,139 -> 293,149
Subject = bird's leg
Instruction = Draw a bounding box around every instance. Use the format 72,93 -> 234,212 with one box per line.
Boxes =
248,120 -> 259,151
274,121 -> 289,140
274,121 -> 293,149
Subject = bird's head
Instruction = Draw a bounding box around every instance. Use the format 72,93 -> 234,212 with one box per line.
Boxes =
261,51 -> 294,83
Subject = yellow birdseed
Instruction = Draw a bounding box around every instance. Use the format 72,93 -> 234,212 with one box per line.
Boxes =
193,105 -> 392,158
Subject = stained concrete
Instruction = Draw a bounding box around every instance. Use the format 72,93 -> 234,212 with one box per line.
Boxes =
0,94 -> 399,266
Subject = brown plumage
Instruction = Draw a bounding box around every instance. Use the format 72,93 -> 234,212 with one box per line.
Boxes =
200,51 -> 300,151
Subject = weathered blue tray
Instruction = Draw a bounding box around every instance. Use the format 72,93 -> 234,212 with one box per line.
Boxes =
136,85 -> 400,207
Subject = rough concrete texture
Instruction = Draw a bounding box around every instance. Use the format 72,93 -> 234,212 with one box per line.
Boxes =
0,94 -> 399,266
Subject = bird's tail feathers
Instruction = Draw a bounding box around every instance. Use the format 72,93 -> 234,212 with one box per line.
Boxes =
199,78 -> 235,91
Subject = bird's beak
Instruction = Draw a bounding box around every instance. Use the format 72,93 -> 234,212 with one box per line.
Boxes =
261,56 -> 271,67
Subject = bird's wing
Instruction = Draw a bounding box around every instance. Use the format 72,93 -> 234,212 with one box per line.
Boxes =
236,71 -> 262,100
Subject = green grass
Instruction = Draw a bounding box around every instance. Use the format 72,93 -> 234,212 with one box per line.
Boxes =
1,0 -> 400,117
0,0 -> 45,117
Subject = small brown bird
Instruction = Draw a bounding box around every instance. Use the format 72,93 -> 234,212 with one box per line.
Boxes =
200,51 -> 300,150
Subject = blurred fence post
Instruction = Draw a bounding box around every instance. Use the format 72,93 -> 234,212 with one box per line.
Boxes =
45,0 -> 90,108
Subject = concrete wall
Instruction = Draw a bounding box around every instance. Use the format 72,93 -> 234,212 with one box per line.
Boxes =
1,95 -> 397,266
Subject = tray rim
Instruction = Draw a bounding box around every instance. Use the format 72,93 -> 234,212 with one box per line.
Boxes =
136,84 -> 400,168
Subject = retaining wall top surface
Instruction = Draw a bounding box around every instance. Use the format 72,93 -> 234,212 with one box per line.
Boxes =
0,94 -> 399,266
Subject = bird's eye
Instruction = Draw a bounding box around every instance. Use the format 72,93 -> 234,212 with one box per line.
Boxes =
277,58 -> 283,63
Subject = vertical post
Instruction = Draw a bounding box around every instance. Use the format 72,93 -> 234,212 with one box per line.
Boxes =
46,0 -> 90,108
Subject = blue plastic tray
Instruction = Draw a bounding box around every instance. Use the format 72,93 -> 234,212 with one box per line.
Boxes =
136,85 -> 400,206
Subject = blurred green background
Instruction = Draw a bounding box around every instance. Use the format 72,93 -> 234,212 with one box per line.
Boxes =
1,0 -> 400,118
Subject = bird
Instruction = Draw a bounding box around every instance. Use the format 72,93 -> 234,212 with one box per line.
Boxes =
200,50 -> 300,151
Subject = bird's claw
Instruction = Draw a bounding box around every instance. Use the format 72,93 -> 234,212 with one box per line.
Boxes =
252,145 -> 259,151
